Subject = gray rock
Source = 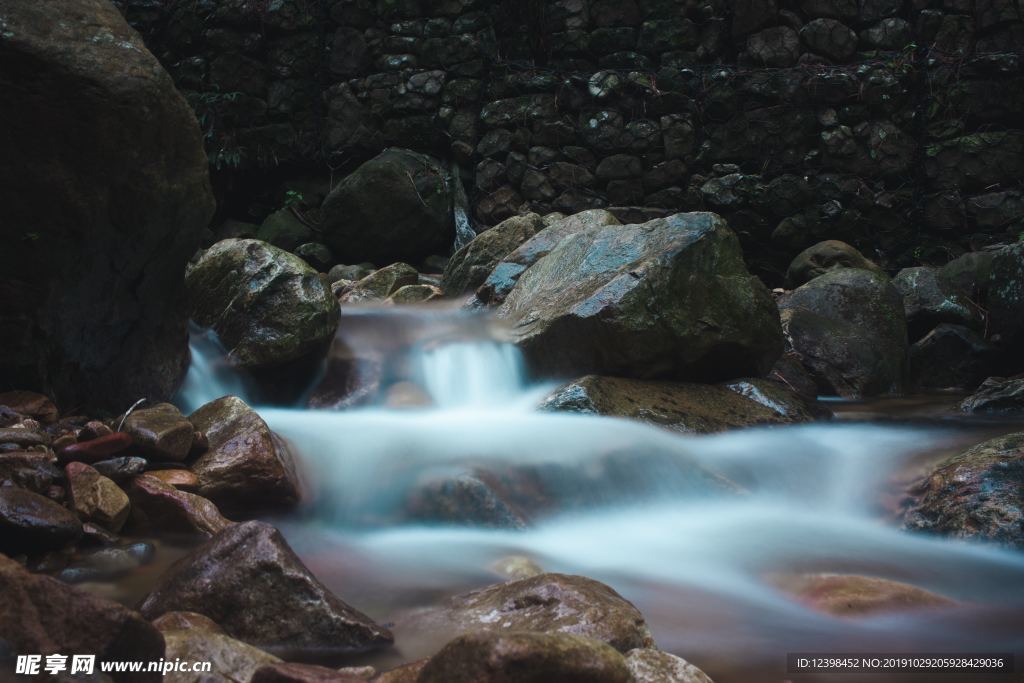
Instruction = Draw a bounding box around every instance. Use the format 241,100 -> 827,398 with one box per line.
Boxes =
442,214 -> 544,295
893,266 -> 982,341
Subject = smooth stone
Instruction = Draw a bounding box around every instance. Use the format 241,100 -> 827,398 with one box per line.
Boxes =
785,240 -> 883,288
57,432 -> 133,465
121,403 -> 195,462
0,486 -> 82,554
129,474 -> 232,538
959,376 -> 1024,414
625,649 -> 715,682
65,461 -> 131,532
91,456 -> 148,483
146,469 -> 200,491
770,573 -> 953,616
251,662 -> 370,682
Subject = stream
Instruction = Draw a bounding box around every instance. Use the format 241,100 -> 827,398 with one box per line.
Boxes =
175,304 -> 1024,682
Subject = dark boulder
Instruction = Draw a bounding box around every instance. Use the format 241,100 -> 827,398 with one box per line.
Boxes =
0,487 -> 81,555
785,240 -> 882,288
0,0 -> 214,411
139,521 -> 393,657
959,376 -> 1024,414
779,268 -> 908,397
987,243 -> 1024,366
909,324 -> 998,391
902,431 -> 1024,549
0,554 -> 165,682
186,239 -> 339,369
128,474 -> 232,537
320,149 -> 453,265
893,266 -> 982,341
497,213 -> 783,382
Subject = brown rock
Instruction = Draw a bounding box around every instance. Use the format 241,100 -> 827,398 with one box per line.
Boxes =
159,620 -> 281,683
122,403 -> 195,461
139,521 -> 393,657
66,461 -> 130,532
0,391 -> 58,423
146,469 -> 200,491
152,610 -> 224,634
386,284 -> 443,305
188,396 -> 302,512
57,432 -> 133,464
770,573 -> 953,616
625,649 -> 715,683
252,662 -> 370,683
129,474 -> 232,537
79,420 -> 113,440
371,661 -> 427,683
0,487 -> 82,554
418,631 -> 633,683
0,450 -> 62,494
0,554 -> 165,682
401,573 -> 653,653
0,427 -> 50,448
785,240 -> 883,288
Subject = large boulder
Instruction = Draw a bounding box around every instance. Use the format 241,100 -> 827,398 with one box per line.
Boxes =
187,396 -> 302,512
442,214 -> 545,296
892,266 -> 982,341
909,324 -> 998,391
778,268 -> 908,397
139,521 -> 393,657
497,213 -> 783,381
539,375 -> 816,433
399,573 -> 654,653
156,614 -> 281,683
0,554 -> 165,682
902,431 -> 1024,548
417,632 -> 633,683
186,239 -> 339,369
959,376 -> 1024,414
987,242 -> 1024,366
320,149 -> 453,265
477,210 -> 621,306
128,474 -> 233,537
0,0 -> 215,410
785,240 -> 883,288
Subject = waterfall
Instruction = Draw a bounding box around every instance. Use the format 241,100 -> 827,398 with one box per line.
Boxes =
175,326 -> 251,414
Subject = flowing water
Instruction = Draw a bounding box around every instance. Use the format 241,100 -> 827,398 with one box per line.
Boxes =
177,305 -> 1024,682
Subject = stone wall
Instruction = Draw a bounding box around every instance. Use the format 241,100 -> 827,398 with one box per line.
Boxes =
115,0 -> 1023,282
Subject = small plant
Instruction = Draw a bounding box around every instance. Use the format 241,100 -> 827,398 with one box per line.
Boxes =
21,231 -> 41,242
283,189 -> 305,209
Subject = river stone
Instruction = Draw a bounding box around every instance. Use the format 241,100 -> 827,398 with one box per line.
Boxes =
770,573 -> 953,616
0,487 -> 82,554
159,623 -> 281,683
251,662 -> 368,682
722,378 -> 829,421
893,266 -> 982,341
477,209 -> 621,306
903,431 -> 1024,548
66,461 -> 130,532
122,402 -> 195,462
139,521 -> 393,656
0,427 -> 49,448
402,573 -> 654,653
320,148 -> 453,265
909,324 -> 997,391
129,474 -> 232,537
340,262 -> 419,305
373,661 -> 428,683
187,396 -> 302,511
418,632 -> 633,683
539,375 -> 804,433
939,250 -> 995,300
256,208 -> 315,252
56,432 -> 133,465
0,391 -> 58,423
329,263 -> 377,284
442,214 -> 545,295
785,240 -> 883,288
92,456 -> 148,483
186,239 -> 339,369
0,451 -> 62,494
0,554 -> 165,682
959,376 -> 1024,414
146,469 -> 200,490
778,268 -> 908,397
625,649 -> 715,683
0,0 -> 214,412
387,284 -> 443,305
987,242 -> 1024,360
498,213 -> 782,381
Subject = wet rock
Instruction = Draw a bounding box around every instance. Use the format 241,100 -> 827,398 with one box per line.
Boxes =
129,474 -> 232,537
771,573 -> 954,616
91,456 -> 148,483
959,376 -> 1024,414
785,240 -> 882,288
903,431 -> 1024,548
492,555 -> 545,580
939,250 -> 994,300
0,554 -> 165,682
341,263 -> 419,304
66,462 -> 130,532
540,375 -> 806,433
386,284 -> 443,305
152,610 -> 223,633
625,649 -> 715,683
57,432 -> 133,465
58,543 -> 155,583
893,266 -> 982,341
187,396 -> 302,511
405,472 -> 531,529
81,522 -> 120,546
442,214 -> 544,295
158,618 -> 281,683
252,662 -> 369,682
79,420 -> 113,440
0,391 -> 58,423
769,351 -> 823,400
0,0 -> 214,412
0,427 -> 49,448
145,469 -> 200,491
307,355 -> 383,410
139,521 -> 393,656
499,213 -> 782,382
295,243 -> 337,272
800,18 -> 858,61
909,324 -> 998,391
477,209 -> 621,306
186,239 -> 339,369
329,263 -> 377,283
778,268 -> 908,397
987,242 -> 1024,358
418,632 -> 632,683
372,660 -> 427,683
0,487 -> 81,554
122,403 -> 195,462
0,451 -> 62,494
256,208 -> 315,252
320,148 -> 453,265
402,573 -> 654,653
722,378 -> 829,421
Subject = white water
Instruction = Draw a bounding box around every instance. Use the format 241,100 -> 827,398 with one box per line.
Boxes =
178,307 -> 1024,681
